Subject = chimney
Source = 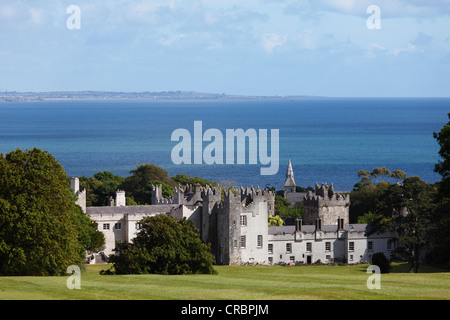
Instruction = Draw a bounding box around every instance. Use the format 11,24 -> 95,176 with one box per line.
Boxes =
116,190 -> 126,206
296,218 -> 302,232
337,217 -> 344,230
315,218 -> 322,231
70,177 -> 79,193
108,196 -> 114,206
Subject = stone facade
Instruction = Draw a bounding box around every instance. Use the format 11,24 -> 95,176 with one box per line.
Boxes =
302,183 -> 350,226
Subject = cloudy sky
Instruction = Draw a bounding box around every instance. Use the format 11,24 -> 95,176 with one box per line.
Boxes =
1,0 -> 449,97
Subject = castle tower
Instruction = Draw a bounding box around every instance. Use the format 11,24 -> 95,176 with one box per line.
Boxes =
284,158 -> 296,193
302,183 -> 350,226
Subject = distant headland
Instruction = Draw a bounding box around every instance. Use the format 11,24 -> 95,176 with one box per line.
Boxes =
0,91 -> 324,102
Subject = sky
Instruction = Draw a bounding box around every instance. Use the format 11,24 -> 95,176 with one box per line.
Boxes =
0,0 -> 450,97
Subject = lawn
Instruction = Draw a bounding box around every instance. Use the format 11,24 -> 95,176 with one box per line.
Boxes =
0,263 -> 448,300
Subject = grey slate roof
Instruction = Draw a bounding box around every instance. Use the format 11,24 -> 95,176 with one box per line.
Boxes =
86,204 -> 178,215
268,224 -> 369,235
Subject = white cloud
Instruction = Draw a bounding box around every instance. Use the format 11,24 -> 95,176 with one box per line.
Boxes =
282,0 -> 450,18
261,33 -> 287,54
29,8 -> 44,25
392,43 -> 416,56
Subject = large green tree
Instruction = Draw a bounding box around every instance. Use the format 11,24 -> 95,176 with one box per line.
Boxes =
107,214 -> 216,275
430,113 -> 450,268
371,177 -> 437,273
0,148 -> 103,275
119,164 -> 176,204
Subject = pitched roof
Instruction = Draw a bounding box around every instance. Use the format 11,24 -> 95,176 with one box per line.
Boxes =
86,204 -> 178,215
268,223 -> 369,235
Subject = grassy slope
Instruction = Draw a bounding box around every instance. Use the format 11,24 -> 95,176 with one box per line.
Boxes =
0,263 -> 448,300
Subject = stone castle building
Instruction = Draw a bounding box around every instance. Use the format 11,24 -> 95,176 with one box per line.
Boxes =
73,161 -> 395,265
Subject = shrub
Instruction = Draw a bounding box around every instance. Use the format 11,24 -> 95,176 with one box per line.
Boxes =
107,214 -> 217,275
371,252 -> 390,273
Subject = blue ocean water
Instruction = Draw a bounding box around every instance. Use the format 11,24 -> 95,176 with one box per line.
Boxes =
0,98 -> 448,191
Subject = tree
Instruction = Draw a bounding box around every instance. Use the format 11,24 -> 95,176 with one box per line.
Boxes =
430,113 -> 450,269
373,177 -> 436,273
119,164 -> 176,204
79,171 -> 125,206
372,167 -> 391,183
274,195 -> 304,218
107,214 -> 216,275
268,215 -> 284,226
350,179 -> 389,223
371,252 -> 390,273
391,169 -> 407,183
357,211 -> 383,225
433,112 -> 450,190
172,174 -> 217,188
0,148 -> 104,276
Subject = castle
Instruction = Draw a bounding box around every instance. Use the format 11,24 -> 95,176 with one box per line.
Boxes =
73,161 -> 395,265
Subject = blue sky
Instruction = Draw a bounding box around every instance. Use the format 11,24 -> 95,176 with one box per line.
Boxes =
1,0 -> 449,97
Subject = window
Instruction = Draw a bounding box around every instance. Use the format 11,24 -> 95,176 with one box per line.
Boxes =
268,257 -> 273,264
240,236 -> 246,248
233,240 -> 237,249
136,223 -> 141,230
368,241 -> 373,251
290,256 -> 295,263
286,243 -> 292,253
306,242 -> 312,252
257,235 -> 263,248
240,215 -> 247,226
268,244 -> 273,254
349,242 -> 354,251
114,223 -> 121,230
326,255 -> 331,261
387,240 -> 393,251
349,254 -> 353,261
103,223 -> 110,230
325,242 -> 331,251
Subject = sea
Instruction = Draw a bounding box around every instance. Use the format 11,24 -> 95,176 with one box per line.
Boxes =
0,98 -> 448,192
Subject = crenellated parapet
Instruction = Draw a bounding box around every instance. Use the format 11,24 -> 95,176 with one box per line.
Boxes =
303,182 -> 350,226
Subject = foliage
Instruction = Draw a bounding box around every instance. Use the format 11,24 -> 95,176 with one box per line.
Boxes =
355,168 -> 407,187
433,112 -> 450,183
172,174 -> 217,187
0,148 -> 103,276
391,169 -> 407,182
268,215 -> 284,226
350,181 -> 390,223
274,195 -> 304,218
371,252 -> 390,273
370,177 -> 437,273
107,214 -> 216,275
430,112 -> 450,269
356,211 -> 383,225
119,164 -> 176,204
79,171 -> 124,206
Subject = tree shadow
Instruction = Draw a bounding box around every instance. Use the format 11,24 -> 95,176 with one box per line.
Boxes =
357,262 -> 449,273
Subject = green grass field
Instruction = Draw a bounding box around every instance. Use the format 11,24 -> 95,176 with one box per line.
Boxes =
0,263 -> 448,300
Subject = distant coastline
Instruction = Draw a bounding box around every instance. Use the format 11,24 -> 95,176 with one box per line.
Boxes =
0,91 -> 325,102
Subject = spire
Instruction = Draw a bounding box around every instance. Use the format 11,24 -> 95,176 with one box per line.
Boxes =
284,158 -> 296,191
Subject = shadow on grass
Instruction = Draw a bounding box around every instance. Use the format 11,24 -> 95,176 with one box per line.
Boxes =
357,262 -> 449,273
